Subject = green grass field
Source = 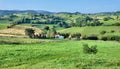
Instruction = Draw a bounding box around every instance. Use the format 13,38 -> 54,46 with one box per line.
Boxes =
0,37 -> 57,44
59,26 -> 120,36
0,38 -> 120,69
101,20 -> 120,25
0,24 -> 10,30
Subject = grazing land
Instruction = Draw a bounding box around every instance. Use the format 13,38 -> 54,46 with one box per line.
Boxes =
0,39 -> 120,69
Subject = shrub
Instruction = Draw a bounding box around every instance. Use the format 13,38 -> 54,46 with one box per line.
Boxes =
44,26 -> 49,30
25,28 -> 35,38
83,44 -> 91,54
7,23 -> 16,28
71,33 -> 81,38
100,35 -> 120,41
86,35 -> 98,40
83,44 -> 98,54
81,35 -> 87,40
46,28 -> 56,38
112,22 -> 120,26
69,33 -> 81,40
103,17 -> 113,21
90,45 -> 98,54
59,33 -> 70,38
100,31 -> 106,35
111,36 -> 120,41
111,30 -> 115,33
100,36 -> 107,41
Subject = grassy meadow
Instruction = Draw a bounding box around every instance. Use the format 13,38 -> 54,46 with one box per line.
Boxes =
59,26 -> 120,36
0,24 -> 10,30
0,39 -> 120,69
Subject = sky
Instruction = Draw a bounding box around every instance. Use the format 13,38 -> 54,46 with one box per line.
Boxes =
0,0 -> 120,13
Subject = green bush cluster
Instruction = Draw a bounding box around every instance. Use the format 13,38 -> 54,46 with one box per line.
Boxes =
86,35 -> 98,40
69,33 -> 81,40
100,31 -> 107,35
71,33 -> 81,38
83,44 -> 98,54
25,28 -> 35,38
100,35 -> 120,41
59,33 -> 70,38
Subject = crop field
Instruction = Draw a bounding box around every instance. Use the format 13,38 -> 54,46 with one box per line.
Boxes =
0,39 -> 120,69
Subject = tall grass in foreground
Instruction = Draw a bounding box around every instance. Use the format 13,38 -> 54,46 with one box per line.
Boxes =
0,40 -> 120,69
0,37 -> 59,44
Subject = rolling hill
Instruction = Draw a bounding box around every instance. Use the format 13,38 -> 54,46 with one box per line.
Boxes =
58,26 -> 120,36
0,25 -> 42,37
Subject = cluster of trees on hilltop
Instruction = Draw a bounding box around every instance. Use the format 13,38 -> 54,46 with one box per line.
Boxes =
70,16 -> 103,27
0,10 -> 53,16
94,11 -> 120,16
0,10 -> 120,28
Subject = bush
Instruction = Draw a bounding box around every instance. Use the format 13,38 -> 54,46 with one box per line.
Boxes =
83,44 -> 90,54
111,30 -> 115,33
7,23 -> 16,28
69,33 -> 81,40
112,22 -> 120,26
86,35 -> 98,40
81,35 -> 87,40
83,44 -> 98,54
59,33 -> 70,38
100,36 -> 107,41
103,17 -> 113,21
46,28 -> 56,38
100,31 -> 106,35
90,45 -> 98,54
25,28 -> 35,38
100,35 -> 120,41
71,33 -> 81,38
44,26 -> 49,30
111,36 -> 120,41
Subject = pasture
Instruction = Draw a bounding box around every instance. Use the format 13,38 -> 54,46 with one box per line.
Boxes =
59,26 -> 120,36
0,24 -> 10,30
0,39 -> 120,69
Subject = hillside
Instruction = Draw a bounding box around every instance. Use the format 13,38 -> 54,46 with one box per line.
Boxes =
58,26 -> 120,36
0,25 -> 42,37
0,10 -> 53,16
0,10 -> 120,40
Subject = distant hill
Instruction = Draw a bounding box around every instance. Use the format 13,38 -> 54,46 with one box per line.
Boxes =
36,10 -> 54,14
93,11 -> 120,15
0,10 -> 120,16
0,10 -> 53,16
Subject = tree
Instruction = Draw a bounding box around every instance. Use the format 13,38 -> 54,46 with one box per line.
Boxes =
25,28 -> 35,38
44,26 -> 50,30
116,16 -> 119,20
76,17 -> 85,27
103,17 -> 113,21
50,28 -> 56,38
58,22 -> 69,28
91,19 -> 103,26
100,31 -> 106,35
85,16 -> 93,22
46,28 -> 56,38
